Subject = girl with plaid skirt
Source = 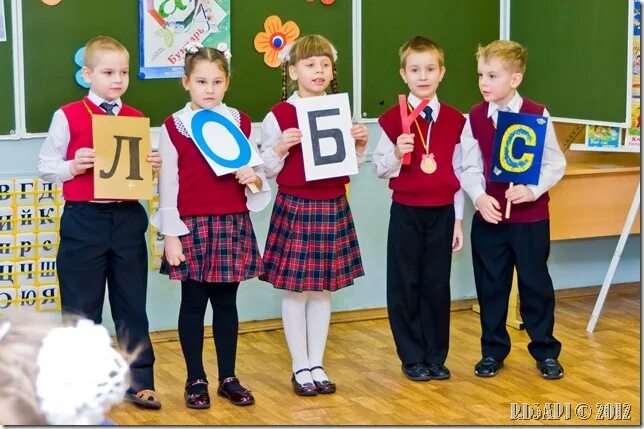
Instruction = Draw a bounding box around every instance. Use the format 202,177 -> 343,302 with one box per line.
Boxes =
151,45 -> 271,409
258,35 -> 368,396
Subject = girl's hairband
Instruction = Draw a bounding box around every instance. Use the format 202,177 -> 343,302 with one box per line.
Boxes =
184,41 -> 232,62
278,43 -> 338,64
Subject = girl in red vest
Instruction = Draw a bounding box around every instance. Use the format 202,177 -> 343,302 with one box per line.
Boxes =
151,44 -> 271,409
258,35 -> 368,396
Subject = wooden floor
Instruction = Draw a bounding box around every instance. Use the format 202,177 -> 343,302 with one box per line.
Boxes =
109,284 -> 640,425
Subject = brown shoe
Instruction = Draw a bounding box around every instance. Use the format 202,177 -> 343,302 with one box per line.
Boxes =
184,378 -> 210,409
310,366 -> 336,394
125,388 -> 162,410
217,377 -> 255,406
291,368 -> 317,396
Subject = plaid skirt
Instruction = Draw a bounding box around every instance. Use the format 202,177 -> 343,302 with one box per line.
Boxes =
160,213 -> 263,283
259,192 -> 364,292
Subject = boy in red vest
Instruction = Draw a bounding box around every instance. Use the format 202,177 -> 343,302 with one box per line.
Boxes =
374,36 -> 465,382
460,40 -> 566,379
38,36 -> 162,408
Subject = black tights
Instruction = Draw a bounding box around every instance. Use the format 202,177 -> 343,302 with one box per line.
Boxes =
179,279 -> 240,381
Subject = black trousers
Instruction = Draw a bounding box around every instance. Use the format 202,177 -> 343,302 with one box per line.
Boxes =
179,279 -> 240,381
386,202 -> 455,365
470,214 -> 562,362
57,201 -> 155,391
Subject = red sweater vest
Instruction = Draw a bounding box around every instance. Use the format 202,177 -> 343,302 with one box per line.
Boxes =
469,97 -> 550,223
271,102 -> 349,200
164,109 -> 252,216
61,97 -> 143,201
378,102 -> 465,206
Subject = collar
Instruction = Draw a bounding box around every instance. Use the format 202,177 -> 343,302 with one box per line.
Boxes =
487,91 -> 522,118
88,90 -> 122,110
180,102 -> 235,122
408,93 -> 440,122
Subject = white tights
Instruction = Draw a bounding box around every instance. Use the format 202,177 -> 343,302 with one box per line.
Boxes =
282,290 -> 331,384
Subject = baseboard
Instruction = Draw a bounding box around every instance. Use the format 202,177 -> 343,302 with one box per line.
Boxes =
148,282 -> 640,344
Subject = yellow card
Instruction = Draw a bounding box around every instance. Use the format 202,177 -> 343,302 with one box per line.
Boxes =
93,115 -> 152,200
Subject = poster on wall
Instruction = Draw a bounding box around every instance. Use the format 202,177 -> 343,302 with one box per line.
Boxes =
139,0 -> 231,79
0,0 -> 6,43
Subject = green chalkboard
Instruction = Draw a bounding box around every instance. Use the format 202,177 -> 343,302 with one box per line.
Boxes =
511,0 -> 629,124
361,0 -> 500,118
0,0 -> 15,136
22,0 -> 352,133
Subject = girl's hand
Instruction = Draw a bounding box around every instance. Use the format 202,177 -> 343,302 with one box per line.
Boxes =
394,134 -> 414,159
70,148 -> 96,176
147,151 -> 162,173
351,124 -> 369,153
475,194 -> 502,224
452,219 -> 464,252
164,235 -> 185,266
505,184 -> 535,204
274,128 -> 302,158
235,166 -> 261,187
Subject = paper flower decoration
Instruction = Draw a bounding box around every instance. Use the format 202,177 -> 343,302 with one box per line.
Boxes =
73,47 -> 90,89
254,15 -> 300,68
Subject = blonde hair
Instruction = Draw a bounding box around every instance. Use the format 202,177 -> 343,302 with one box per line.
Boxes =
399,36 -> 445,68
281,34 -> 338,101
83,35 -> 129,69
476,40 -> 527,74
184,47 -> 230,79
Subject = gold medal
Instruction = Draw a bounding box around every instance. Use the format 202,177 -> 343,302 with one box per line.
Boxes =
420,153 -> 437,174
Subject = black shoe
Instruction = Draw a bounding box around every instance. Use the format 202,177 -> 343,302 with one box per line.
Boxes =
426,363 -> 451,380
536,358 -> 564,380
474,357 -> 503,377
402,363 -> 431,381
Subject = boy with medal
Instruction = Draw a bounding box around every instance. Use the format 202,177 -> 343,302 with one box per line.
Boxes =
373,36 -> 466,381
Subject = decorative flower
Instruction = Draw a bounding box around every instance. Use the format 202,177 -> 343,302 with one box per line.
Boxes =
254,15 -> 300,68
307,0 -> 335,4
184,41 -> 204,56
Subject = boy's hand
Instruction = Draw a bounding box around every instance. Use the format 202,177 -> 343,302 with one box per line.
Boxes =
351,123 -> 369,154
235,166 -> 261,187
274,128 -> 302,158
475,194 -> 502,224
164,235 -> 185,266
147,151 -> 162,173
505,184 -> 535,204
70,148 -> 96,176
394,134 -> 414,160
452,219 -> 463,252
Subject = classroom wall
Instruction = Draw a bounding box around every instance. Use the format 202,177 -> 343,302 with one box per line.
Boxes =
1,124 -> 640,333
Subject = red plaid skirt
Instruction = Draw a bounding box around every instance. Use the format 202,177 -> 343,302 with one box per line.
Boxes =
259,192 -> 364,292
160,213 -> 263,283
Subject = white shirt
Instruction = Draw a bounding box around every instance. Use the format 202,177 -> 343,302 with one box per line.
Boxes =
372,93 -> 465,220
258,91 -> 366,179
38,90 -> 123,184
149,103 -> 271,237
459,91 -> 566,207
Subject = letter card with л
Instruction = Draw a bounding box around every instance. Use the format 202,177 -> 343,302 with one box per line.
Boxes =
93,115 -> 153,200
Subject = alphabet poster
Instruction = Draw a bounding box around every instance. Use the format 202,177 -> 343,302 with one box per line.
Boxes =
294,93 -> 358,181
93,115 -> 153,200
0,178 -> 63,314
490,111 -> 547,186
178,108 -> 263,176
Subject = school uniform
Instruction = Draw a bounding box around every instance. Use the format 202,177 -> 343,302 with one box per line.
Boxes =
37,91 -> 155,392
374,94 -> 465,366
460,91 -> 566,363
151,103 -> 270,385
258,92 -> 364,292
